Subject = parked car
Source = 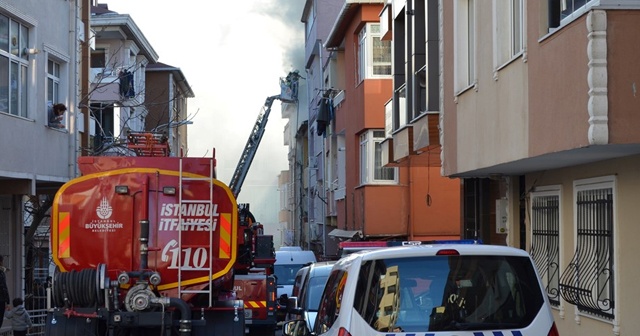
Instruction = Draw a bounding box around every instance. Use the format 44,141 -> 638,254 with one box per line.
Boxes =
283,261 -> 336,335
283,244 -> 559,336
275,248 -> 317,298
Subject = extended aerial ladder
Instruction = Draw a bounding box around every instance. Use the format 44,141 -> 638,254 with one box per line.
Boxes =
228,71 -> 300,199
227,71 -> 299,336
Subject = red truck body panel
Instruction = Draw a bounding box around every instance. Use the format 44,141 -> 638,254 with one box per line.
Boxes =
51,156 -> 238,299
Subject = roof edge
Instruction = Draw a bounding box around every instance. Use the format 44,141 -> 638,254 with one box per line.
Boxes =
325,0 -> 385,49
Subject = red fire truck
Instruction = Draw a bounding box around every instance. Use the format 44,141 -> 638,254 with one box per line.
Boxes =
45,72 -> 300,336
47,145 -> 251,336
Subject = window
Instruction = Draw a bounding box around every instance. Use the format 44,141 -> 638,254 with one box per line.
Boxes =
393,83 -> 407,130
384,99 -> 392,138
357,23 -> 391,83
314,270 -> 347,334
0,14 -> 29,118
360,130 -> 397,185
91,103 -> 115,151
353,255 -> 544,332
559,176 -> 615,320
47,59 -> 60,106
530,187 -> 561,307
454,0 -> 476,92
304,275 -> 328,312
561,0 -> 591,22
548,0 -> 596,29
91,48 -> 106,68
274,264 -> 304,287
335,135 -> 346,200
494,0 -> 524,69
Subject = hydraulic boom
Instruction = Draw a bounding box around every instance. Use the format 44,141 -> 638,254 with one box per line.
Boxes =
229,72 -> 299,198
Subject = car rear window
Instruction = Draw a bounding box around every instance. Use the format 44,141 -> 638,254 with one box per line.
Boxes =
353,255 -> 544,332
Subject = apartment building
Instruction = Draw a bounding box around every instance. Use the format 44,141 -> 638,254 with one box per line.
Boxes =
89,4 -> 159,153
0,2 -> 193,333
439,0 -> 638,334
144,62 -> 194,156
0,2 -> 82,323
280,69 -> 308,249
299,0 -> 343,257
298,0 -> 462,260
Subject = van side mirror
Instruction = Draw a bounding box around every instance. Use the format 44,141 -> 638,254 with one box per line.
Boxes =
278,293 -> 289,306
283,320 -> 311,336
286,296 -> 299,312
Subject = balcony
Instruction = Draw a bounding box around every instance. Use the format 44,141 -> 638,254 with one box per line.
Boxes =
412,112 -> 440,152
393,125 -> 414,163
89,67 -> 136,102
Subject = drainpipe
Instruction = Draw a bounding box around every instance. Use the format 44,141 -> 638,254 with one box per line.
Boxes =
408,156 -> 413,240
70,0 -> 79,176
80,0 -> 91,156
167,72 -> 175,154
319,39 -> 326,259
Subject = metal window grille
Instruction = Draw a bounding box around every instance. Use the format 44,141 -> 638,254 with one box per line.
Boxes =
559,187 -> 614,319
530,195 -> 560,306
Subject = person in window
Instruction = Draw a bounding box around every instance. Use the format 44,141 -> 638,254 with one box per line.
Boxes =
48,103 -> 67,128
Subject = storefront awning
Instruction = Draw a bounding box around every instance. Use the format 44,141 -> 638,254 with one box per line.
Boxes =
328,229 -> 363,239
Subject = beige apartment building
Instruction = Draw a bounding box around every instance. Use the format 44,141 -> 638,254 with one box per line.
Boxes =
380,0 -> 640,335
438,1 -> 640,335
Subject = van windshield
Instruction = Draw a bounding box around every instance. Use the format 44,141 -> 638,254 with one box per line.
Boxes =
274,264 -> 305,286
353,255 -> 544,332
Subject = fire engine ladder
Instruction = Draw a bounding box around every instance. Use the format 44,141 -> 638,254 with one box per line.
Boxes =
228,71 -> 299,198
177,157 -> 216,307
229,94 -> 291,198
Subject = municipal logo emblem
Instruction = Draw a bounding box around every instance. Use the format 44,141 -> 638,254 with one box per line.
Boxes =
96,197 -> 113,220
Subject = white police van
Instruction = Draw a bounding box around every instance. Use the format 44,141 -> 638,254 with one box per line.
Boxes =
284,243 -> 558,336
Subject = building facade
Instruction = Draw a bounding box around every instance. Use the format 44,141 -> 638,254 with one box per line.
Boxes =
144,62 -> 194,156
378,0 -> 464,244
0,2 -> 193,334
300,0 -> 343,258
438,0 -> 640,335
303,0 -> 462,257
0,3 -> 81,329
280,69 -> 308,249
89,4 -> 159,154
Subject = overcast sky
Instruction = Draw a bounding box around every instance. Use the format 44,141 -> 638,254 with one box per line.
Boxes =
102,0 -> 305,187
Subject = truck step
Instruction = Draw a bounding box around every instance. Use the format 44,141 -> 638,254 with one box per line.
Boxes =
180,289 -> 211,294
178,266 -> 210,271
181,177 -> 211,181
